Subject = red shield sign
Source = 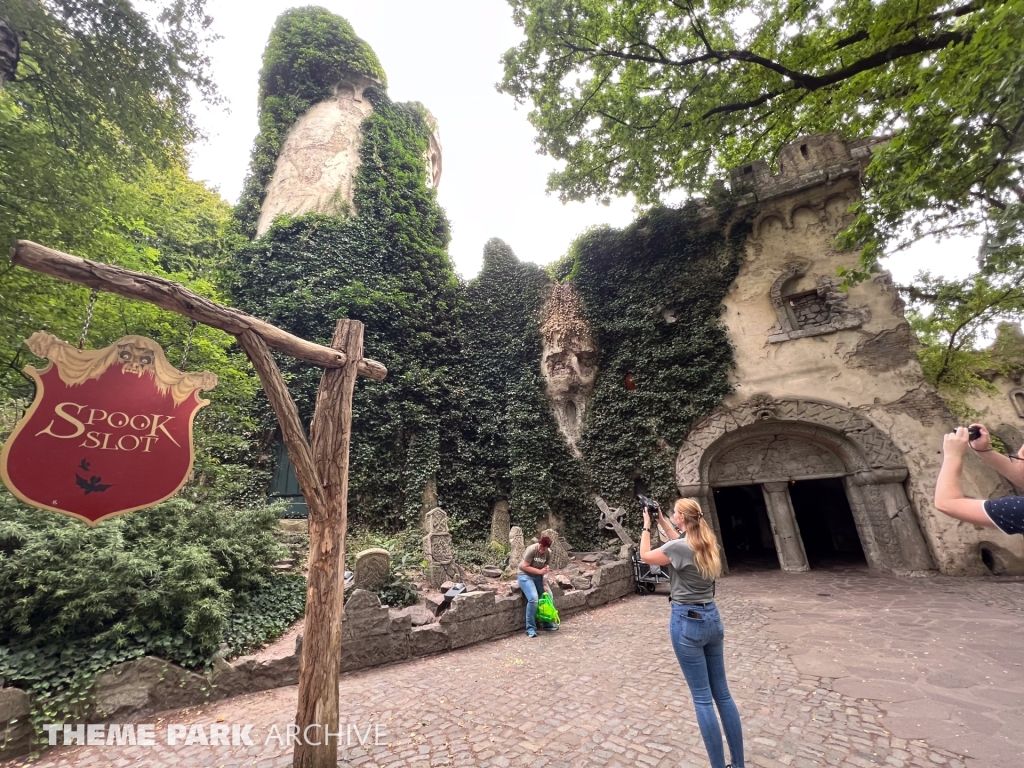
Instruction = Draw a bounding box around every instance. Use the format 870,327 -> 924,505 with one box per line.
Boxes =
1,332 -> 217,524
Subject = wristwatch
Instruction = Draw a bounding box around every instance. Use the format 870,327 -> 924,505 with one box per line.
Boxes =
643,527 -> 651,532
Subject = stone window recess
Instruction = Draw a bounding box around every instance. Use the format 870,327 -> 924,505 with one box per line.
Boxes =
768,262 -> 870,343
1010,387 -> 1024,419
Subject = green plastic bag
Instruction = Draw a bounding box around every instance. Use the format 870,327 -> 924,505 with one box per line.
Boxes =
536,592 -> 560,625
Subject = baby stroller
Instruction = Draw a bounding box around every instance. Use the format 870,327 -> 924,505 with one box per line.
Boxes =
632,549 -> 670,594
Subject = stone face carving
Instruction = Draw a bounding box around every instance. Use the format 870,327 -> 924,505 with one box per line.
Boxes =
422,507 -> 464,588
540,283 -> 598,456
767,262 -> 870,343
353,547 -> 391,591
490,501 -> 510,546
424,114 -> 443,189
508,526 -> 525,571
541,528 -> 570,570
710,435 -> 845,486
257,71 -> 380,236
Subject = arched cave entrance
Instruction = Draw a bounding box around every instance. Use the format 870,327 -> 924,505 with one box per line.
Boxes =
713,484 -> 778,570
676,397 -> 935,575
789,477 -> 865,567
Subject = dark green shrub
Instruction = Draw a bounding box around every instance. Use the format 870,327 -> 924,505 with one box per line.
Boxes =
374,565 -> 419,609
0,492 -> 287,742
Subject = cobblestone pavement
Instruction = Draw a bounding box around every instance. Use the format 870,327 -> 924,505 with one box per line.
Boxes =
8,566 -> 1023,768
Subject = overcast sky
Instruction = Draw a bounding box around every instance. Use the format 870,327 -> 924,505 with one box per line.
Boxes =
187,0 -> 980,284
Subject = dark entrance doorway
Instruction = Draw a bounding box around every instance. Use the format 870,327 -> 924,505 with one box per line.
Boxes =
789,478 -> 865,567
713,485 -> 779,570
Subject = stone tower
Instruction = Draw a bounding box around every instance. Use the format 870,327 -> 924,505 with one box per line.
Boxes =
676,133 -> 1024,576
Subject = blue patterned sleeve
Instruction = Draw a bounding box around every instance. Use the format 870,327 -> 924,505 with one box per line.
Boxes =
983,497 -> 1024,536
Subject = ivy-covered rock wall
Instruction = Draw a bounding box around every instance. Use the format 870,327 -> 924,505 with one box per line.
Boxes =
231,9 -> 750,545
568,205 -> 751,531
443,239 -> 591,545
234,7 -> 387,238
231,81 -> 462,531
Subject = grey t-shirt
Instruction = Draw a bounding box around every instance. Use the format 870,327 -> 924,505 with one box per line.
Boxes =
661,538 -> 715,604
519,543 -> 550,574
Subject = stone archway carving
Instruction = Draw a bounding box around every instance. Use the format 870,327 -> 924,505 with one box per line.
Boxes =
677,396 -> 934,574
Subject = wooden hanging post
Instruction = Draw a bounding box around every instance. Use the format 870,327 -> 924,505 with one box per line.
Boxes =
11,240 -> 386,768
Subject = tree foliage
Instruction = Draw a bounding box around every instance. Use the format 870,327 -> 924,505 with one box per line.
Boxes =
2,0 -> 216,167
498,0 -> 1024,276
905,271 -> 1024,419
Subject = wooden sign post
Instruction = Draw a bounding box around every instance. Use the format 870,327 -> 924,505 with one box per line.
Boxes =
11,240 -> 387,768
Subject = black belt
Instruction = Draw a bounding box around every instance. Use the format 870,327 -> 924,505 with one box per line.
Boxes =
672,600 -> 714,607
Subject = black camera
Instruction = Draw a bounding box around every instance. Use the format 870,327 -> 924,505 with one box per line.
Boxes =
636,494 -> 661,514
968,425 -> 982,441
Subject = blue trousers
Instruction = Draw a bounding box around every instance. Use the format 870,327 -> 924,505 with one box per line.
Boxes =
669,602 -> 745,768
518,573 -> 545,634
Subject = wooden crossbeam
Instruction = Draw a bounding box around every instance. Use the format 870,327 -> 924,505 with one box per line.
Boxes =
12,240 -> 387,380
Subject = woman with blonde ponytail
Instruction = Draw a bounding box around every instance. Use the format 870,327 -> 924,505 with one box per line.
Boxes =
640,498 -> 744,768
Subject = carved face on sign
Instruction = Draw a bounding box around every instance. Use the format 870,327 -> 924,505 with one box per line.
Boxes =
0,332 -> 217,525
116,342 -> 157,375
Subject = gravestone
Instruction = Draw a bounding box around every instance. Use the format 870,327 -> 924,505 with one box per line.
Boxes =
490,501 -> 510,547
422,507 -> 464,588
542,528 -> 571,570
353,548 -> 390,591
508,526 -> 525,571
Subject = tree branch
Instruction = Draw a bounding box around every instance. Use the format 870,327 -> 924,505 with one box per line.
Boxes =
12,240 -> 387,379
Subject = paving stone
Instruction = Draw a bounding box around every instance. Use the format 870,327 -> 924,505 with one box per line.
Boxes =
7,567 -> 1024,768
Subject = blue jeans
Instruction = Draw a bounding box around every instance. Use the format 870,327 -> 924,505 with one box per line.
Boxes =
669,602 -> 744,768
518,573 -> 544,634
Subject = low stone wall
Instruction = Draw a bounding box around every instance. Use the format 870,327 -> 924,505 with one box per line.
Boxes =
0,687 -> 31,756
0,559 -> 635,758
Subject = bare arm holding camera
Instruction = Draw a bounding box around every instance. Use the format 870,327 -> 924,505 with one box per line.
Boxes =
963,424 -> 1024,487
656,508 -> 681,540
934,425 -> 1024,536
639,508 -> 672,566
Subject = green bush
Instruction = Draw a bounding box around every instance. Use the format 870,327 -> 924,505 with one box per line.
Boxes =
457,540 -> 510,568
344,528 -> 424,609
374,565 -> 420,609
0,492 -> 288,741
345,527 -> 424,570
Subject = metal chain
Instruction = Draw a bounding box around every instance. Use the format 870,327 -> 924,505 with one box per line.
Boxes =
180,319 -> 197,369
77,289 -> 99,350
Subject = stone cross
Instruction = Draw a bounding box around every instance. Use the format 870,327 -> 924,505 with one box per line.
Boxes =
422,506 -> 464,587
595,496 -> 636,547
353,548 -> 390,591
